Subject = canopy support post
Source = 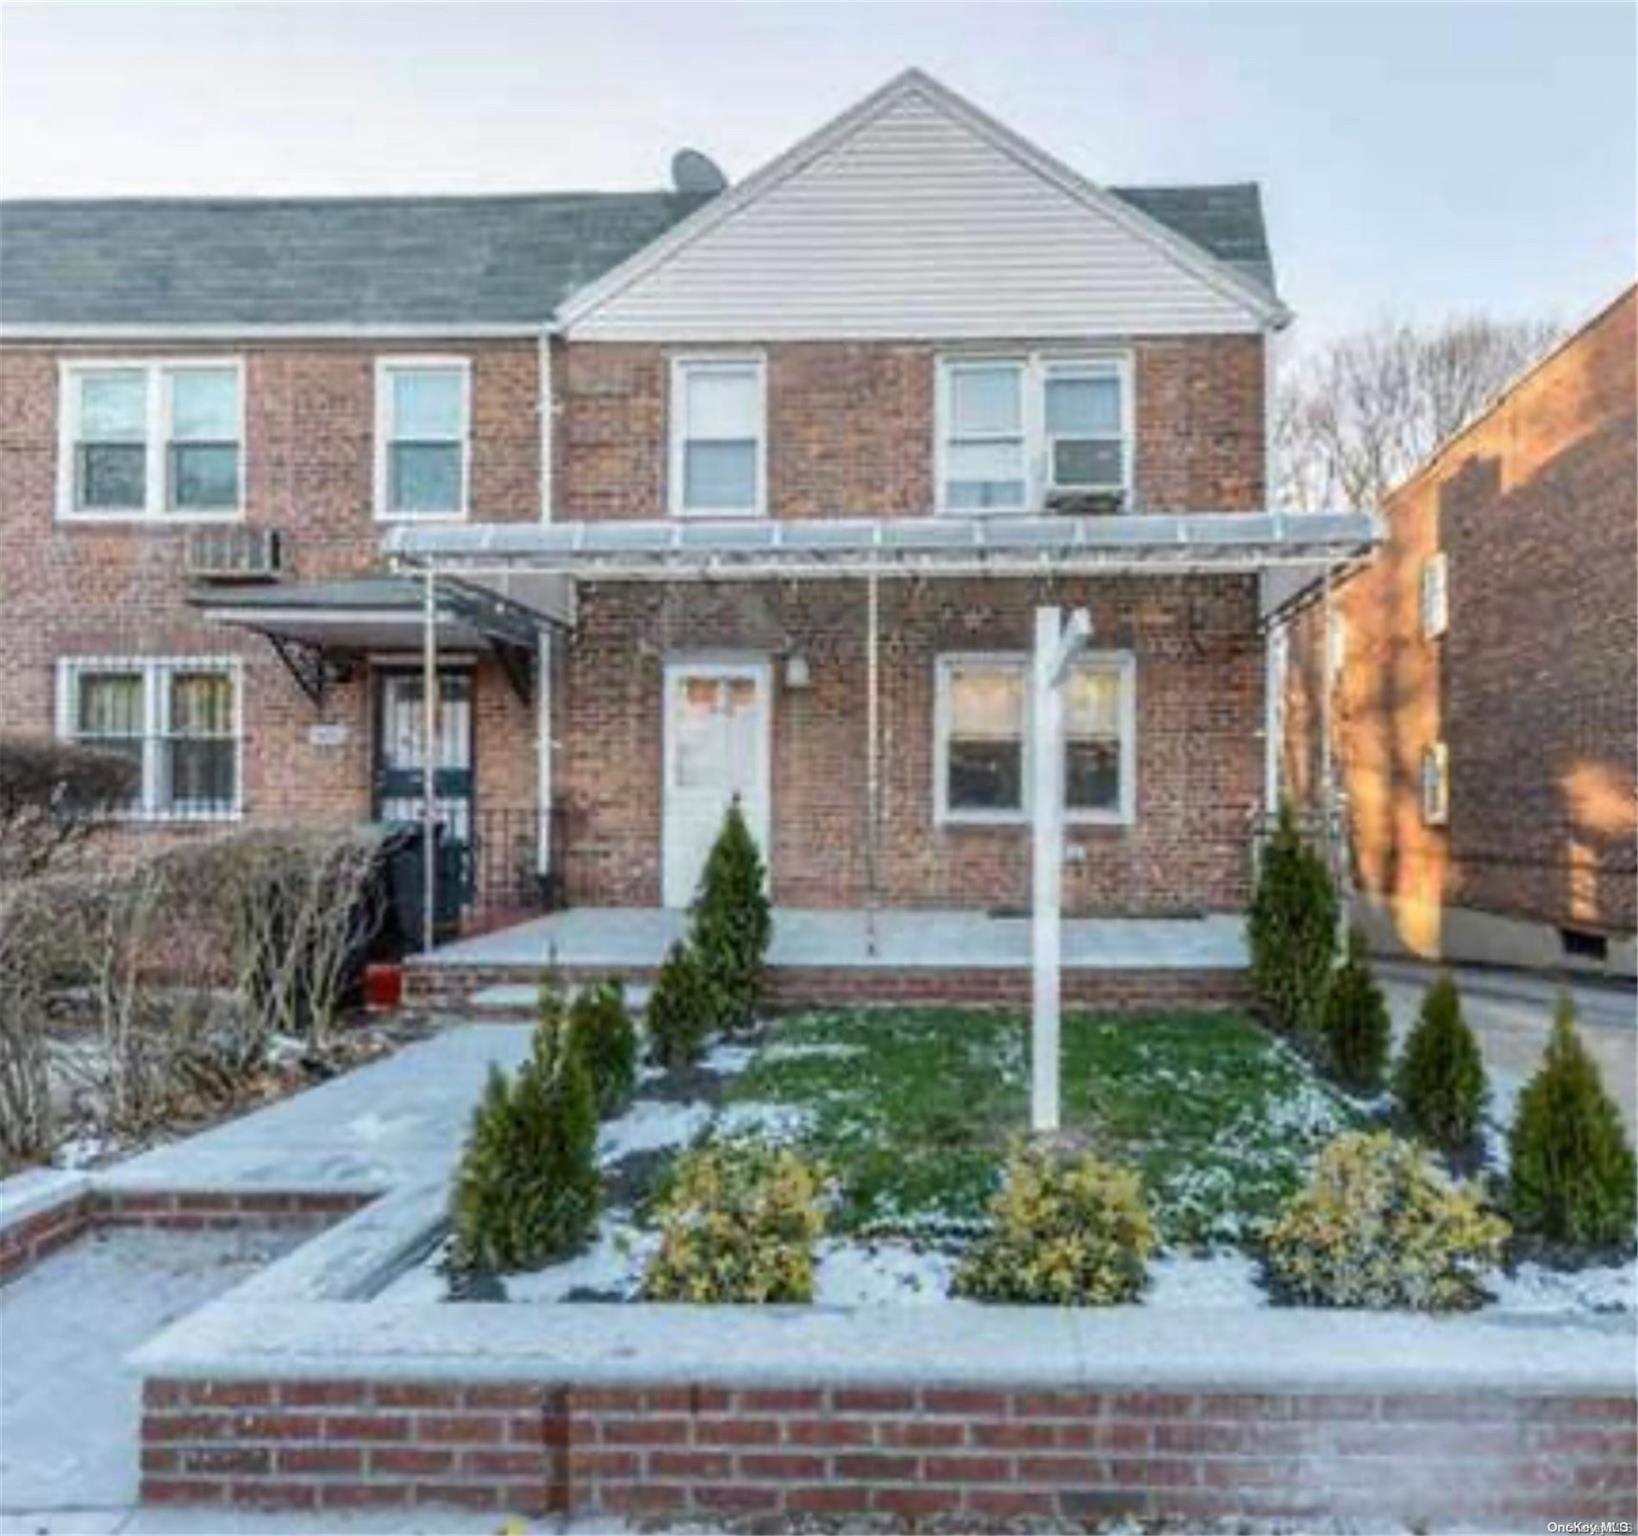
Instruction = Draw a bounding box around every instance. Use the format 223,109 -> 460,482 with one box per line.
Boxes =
421,564 -> 440,955
865,565 -> 881,958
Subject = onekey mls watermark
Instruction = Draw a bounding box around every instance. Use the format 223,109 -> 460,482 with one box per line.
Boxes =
1547,1523 -> 1634,1534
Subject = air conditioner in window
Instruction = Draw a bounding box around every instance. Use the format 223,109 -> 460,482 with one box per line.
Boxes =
1044,436 -> 1125,514
186,525 -> 285,582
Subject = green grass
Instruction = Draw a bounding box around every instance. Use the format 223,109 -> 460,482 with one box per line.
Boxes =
721,1007 -> 1363,1249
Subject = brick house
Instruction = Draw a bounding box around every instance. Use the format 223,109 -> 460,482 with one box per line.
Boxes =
1275,287 -> 1637,977
0,70 -> 1371,969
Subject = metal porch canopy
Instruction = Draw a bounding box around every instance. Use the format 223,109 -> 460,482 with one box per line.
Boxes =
384,510 -> 1379,581
189,576 -> 562,705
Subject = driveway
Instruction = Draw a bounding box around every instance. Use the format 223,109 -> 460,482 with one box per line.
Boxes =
1377,962 -> 1636,1136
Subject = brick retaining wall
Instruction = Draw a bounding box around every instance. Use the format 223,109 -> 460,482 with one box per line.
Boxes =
404,962 -> 1252,1014
0,1187 -> 371,1286
139,1376 -> 1638,1528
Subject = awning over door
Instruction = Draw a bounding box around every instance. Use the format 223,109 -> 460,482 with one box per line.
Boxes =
190,575 -> 568,705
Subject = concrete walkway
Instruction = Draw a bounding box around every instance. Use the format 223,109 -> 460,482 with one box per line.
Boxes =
1378,961 -> 1636,1135
424,905 -> 1250,972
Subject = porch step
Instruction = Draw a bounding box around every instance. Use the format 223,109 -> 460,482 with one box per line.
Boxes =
467,981 -> 653,1018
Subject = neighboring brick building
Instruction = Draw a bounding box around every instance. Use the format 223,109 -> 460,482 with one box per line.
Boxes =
0,70 -> 1372,926
1278,287 -> 1637,975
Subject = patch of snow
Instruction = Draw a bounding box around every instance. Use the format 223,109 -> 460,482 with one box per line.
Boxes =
504,1215 -> 655,1303
52,1133 -> 108,1170
760,1040 -> 864,1063
346,1111 -> 422,1145
713,1100 -> 814,1144
597,1099 -> 711,1163
1486,1258 -> 1637,1314
813,1239 -> 963,1307
1146,1253 -> 1268,1309
701,1040 -> 758,1075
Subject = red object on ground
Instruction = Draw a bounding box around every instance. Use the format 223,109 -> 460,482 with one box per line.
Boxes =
364,963 -> 403,1011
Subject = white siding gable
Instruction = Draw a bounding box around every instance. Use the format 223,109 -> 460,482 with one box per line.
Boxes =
565,83 -> 1275,342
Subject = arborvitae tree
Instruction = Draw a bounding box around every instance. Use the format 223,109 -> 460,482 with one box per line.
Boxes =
690,798 -> 772,1034
446,1005 -> 600,1277
447,1064 -> 520,1277
566,978 -> 638,1119
1249,800 -> 1339,1039
1394,974 -> 1488,1155
1508,996 -> 1636,1252
647,940 -> 712,1071
1323,928 -> 1393,1094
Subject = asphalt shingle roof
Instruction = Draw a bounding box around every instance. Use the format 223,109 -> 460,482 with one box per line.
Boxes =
0,182 -> 1274,329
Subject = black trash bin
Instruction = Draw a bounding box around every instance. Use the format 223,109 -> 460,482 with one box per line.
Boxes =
376,819 -> 463,953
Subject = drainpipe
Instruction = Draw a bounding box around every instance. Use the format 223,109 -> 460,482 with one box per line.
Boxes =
865,565 -> 881,957
421,563 -> 439,954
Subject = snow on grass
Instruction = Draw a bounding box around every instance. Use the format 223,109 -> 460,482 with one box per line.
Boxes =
597,1099 -> 711,1163
760,1040 -> 865,1064
713,1100 -> 814,1144
1146,1252 -> 1268,1309
1485,1257 -> 1637,1314
813,1239 -> 963,1307
702,1040 -> 758,1075
504,1214 -> 654,1303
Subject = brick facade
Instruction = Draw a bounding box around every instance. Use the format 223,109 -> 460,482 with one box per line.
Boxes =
1281,289 -> 1637,956
0,340 -> 539,851
139,1375 -> 1638,1527
558,573 -> 1262,914
1,331 -> 1267,918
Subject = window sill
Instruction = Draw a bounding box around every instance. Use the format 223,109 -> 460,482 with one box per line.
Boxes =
374,509 -> 470,524
936,812 -> 1136,830
56,509 -> 246,527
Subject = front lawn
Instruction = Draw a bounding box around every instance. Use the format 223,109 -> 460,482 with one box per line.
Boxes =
723,1007 -> 1361,1248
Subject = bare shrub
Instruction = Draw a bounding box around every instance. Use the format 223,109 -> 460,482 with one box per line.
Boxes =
0,885 -> 57,1163
0,736 -> 139,881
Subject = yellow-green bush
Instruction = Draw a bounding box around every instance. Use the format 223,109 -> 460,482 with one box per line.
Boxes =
642,1142 -> 827,1303
953,1142 -> 1154,1305
1265,1130 -> 1508,1312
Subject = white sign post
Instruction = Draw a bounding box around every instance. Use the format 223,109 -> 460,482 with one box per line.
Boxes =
1031,604 -> 1092,1135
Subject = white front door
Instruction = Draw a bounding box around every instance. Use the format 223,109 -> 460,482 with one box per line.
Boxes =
662,660 -> 771,909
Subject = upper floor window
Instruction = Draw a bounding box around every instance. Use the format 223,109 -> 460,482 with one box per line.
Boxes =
60,361 -> 243,520
1421,551 -> 1449,640
669,356 -> 765,518
936,353 -> 1131,513
934,652 -> 1136,825
57,656 -> 242,821
376,359 -> 469,520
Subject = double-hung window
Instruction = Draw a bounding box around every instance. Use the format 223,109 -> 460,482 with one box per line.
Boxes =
935,653 -> 1136,825
376,360 -> 470,519
61,361 -> 244,519
670,357 -> 765,517
58,658 -> 242,820
937,353 -> 1131,512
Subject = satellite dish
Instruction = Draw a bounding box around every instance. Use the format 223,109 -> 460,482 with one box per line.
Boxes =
671,148 -> 728,196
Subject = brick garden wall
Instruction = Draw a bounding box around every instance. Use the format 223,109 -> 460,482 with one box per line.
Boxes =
139,1375 -> 1638,1527
1282,290 -> 1637,951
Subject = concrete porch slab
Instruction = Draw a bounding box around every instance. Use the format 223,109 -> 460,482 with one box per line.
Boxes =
422,907 -> 1250,973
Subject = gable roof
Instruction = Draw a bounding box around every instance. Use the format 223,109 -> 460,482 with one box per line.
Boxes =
0,71 -> 1283,335
0,191 -> 714,332
557,69 -> 1289,334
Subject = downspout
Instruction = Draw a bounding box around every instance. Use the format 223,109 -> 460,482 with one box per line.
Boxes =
421,563 -> 439,954
537,328 -> 555,879
865,564 -> 881,957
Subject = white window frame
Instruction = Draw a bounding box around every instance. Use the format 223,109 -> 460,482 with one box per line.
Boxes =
934,351 -> 1134,515
55,656 -> 245,821
1421,551 -> 1449,640
1421,740 -> 1449,826
933,650 -> 1137,827
667,354 -> 767,519
56,359 -> 246,523
373,356 -> 472,522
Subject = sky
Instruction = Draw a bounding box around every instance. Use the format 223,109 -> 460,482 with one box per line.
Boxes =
1,2 -> 1633,354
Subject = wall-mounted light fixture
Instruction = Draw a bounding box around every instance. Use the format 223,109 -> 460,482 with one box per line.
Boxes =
784,653 -> 812,690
